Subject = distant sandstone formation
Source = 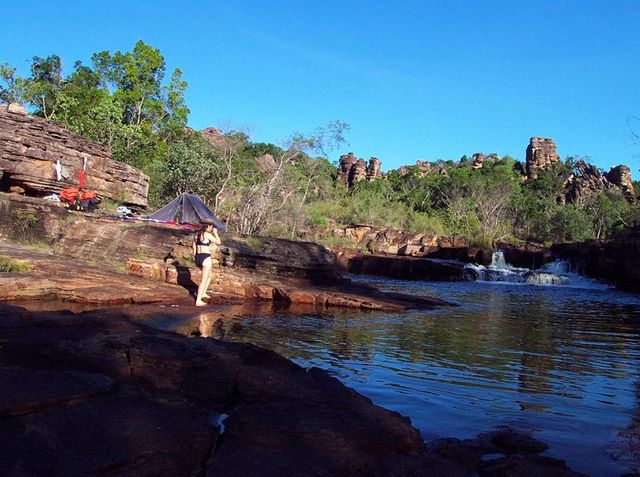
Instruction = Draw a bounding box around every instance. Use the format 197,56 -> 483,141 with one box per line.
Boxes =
524,136 -> 635,203
525,137 -> 561,179
471,153 -> 484,169
605,164 -> 635,199
337,152 -> 383,187
0,103 -> 149,208
199,127 -> 224,146
335,138 -> 635,204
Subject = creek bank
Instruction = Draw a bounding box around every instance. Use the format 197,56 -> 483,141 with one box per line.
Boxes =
0,194 -> 448,311
0,304 -> 586,477
328,223 -> 640,291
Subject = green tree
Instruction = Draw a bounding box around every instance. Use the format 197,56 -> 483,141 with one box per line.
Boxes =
25,55 -> 63,119
549,204 -> 593,242
0,63 -> 28,104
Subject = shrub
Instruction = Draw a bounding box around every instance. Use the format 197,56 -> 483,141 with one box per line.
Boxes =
0,255 -> 30,273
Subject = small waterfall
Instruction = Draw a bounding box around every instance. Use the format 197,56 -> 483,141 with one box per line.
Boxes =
489,251 -> 510,269
465,251 -> 601,288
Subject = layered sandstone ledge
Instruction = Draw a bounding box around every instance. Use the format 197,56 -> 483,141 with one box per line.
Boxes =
0,305 -> 585,477
0,104 -> 149,207
0,194 -> 448,310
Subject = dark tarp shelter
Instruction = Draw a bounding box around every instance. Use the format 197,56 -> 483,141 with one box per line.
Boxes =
148,193 -> 226,231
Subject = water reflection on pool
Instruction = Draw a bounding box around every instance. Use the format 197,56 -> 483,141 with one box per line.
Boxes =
204,277 -> 640,476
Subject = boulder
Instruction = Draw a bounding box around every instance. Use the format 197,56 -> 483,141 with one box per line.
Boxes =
0,104 -> 149,208
255,153 -> 277,173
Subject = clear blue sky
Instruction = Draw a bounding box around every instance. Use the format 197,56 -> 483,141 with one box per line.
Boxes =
3,0 -> 640,173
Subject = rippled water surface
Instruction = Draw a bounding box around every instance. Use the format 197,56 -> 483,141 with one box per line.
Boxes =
206,278 -> 640,476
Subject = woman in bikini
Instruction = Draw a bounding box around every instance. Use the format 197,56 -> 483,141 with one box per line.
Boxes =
193,218 -> 221,306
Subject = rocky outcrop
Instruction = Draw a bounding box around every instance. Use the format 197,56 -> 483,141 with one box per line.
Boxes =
495,241 -> 556,270
337,152 -> 358,184
352,158 -> 368,183
0,196 -> 453,310
526,137 -> 561,179
471,153 -> 484,169
563,159 -> 612,205
126,258 -> 449,311
0,241 -> 193,307
331,225 -> 474,260
398,160 -> 433,177
199,126 -> 223,146
606,164 -> 635,200
328,226 -> 494,280
366,157 -> 382,181
415,159 -> 433,176
255,153 -> 277,173
337,152 -> 384,187
0,104 -> 149,208
0,193 -> 339,281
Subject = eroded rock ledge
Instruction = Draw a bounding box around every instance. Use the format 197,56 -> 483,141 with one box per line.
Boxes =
0,305 -> 585,477
0,105 -> 149,208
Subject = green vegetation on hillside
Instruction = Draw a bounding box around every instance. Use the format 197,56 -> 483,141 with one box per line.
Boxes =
2,42 -> 638,246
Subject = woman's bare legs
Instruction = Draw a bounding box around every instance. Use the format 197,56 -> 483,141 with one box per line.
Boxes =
203,266 -> 214,298
196,259 -> 212,306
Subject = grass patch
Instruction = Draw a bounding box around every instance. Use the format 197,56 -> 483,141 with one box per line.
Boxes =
0,255 -> 31,273
245,236 -> 266,252
130,250 -> 151,261
316,235 -> 356,250
22,240 -> 52,252
10,209 -> 40,242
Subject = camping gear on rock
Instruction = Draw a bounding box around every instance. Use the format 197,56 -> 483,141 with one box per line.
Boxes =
148,193 -> 226,231
59,157 -> 100,212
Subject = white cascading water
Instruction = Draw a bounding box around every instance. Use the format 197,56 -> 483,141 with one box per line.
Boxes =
465,251 -> 605,288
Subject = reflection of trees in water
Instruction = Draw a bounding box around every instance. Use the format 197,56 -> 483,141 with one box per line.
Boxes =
183,290 -> 640,407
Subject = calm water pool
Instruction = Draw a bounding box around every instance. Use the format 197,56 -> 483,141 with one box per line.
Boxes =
202,277 -> 640,476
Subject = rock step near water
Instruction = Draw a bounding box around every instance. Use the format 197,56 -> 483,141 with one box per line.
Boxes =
0,193 -> 452,311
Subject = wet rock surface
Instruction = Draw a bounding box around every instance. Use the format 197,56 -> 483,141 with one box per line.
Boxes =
0,305 -> 453,476
339,252 -> 478,281
0,305 -> 586,477
552,237 -> 640,291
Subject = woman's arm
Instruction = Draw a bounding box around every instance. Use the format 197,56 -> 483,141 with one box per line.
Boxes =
211,229 -> 222,245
